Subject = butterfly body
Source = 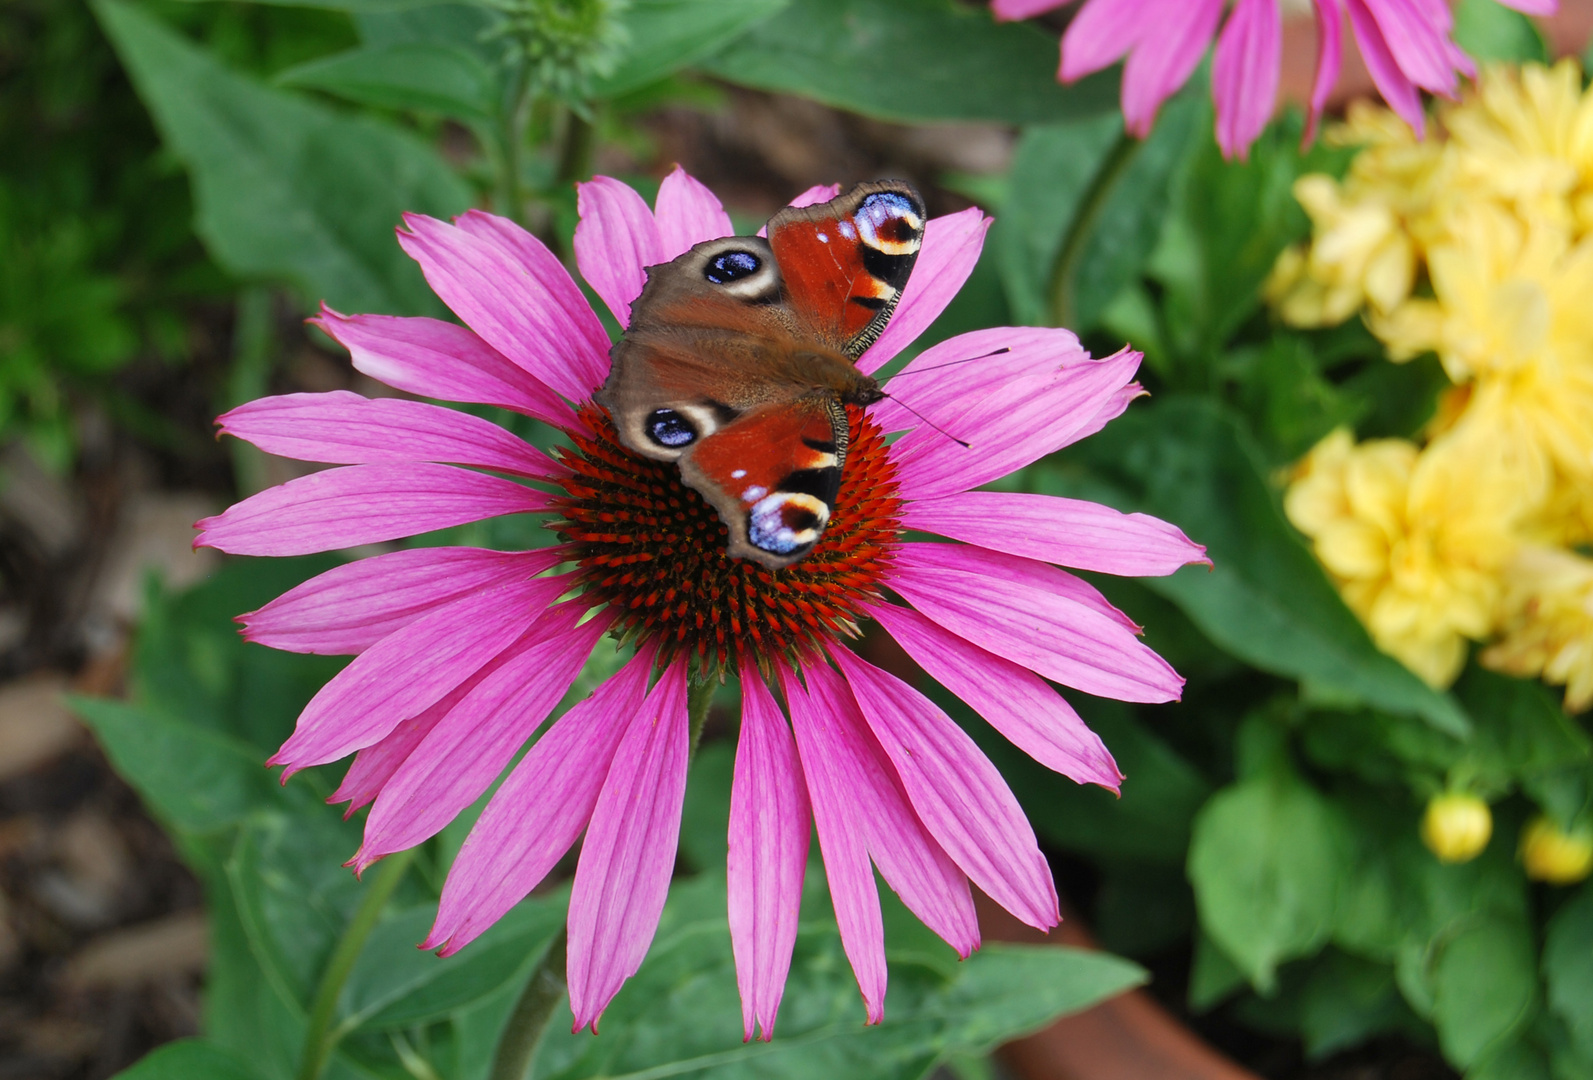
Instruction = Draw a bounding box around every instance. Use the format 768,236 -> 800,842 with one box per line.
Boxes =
596,181 -> 925,569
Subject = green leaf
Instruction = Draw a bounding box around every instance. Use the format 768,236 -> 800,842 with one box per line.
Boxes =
527,874 -> 1142,1079
1067,91 -> 1202,333
1298,951 -> 1412,1061
69,697 -> 280,835
678,740 -> 734,872
340,895 -> 565,1031
595,0 -> 790,99
1431,914 -> 1538,1066
94,0 -> 471,315
1545,885 -> 1593,1059
133,556 -> 345,753
1048,396 -> 1471,735
701,0 -> 1118,125
1454,667 -> 1592,789
1453,0 -> 1550,63
228,810 -> 367,1010
992,118 -> 1120,326
276,43 -> 498,120
111,1039 -> 266,1080
1188,770 -> 1350,992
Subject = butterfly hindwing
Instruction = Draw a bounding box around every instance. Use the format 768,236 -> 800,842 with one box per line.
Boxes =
766,181 -> 926,359
678,398 -> 848,568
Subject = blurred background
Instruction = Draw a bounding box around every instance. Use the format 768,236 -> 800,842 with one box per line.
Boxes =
5,1 -> 1593,1078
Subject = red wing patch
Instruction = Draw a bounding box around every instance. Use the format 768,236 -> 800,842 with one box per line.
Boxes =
678,399 -> 846,568
767,183 -> 925,359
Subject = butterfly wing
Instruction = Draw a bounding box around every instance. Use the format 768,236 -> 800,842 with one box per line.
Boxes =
765,180 -> 926,359
678,397 -> 848,569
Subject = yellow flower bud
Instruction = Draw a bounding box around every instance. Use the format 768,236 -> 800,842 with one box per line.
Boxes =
1421,793 -> 1493,863
1520,816 -> 1593,884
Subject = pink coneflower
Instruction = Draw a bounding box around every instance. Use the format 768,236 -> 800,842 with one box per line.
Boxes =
994,0 -> 1558,158
195,168 -> 1206,1039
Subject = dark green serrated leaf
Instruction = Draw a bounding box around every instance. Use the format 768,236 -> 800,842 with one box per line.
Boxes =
701,0 -> 1118,125
595,0 -> 790,99
110,1039 -> 267,1080
1545,885 -> 1593,1060
1188,769 -> 1350,992
69,697 -> 281,835
1045,396 -> 1470,735
94,0 -> 470,315
276,42 -> 498,120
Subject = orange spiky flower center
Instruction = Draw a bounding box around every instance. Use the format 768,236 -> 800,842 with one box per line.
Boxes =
549,404 -> 902,674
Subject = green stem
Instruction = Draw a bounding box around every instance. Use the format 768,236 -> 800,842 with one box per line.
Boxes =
686,678 -> 715,763
297,848 -> 417,1080
488,930 -> 569,1080
496,60 -> 534,228
1045,131 -> 1142,331
555,108 -> 594,187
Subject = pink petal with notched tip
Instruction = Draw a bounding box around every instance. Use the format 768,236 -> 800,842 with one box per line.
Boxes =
574,177 -> 663,328
888,348 -> 1143,501
240,545 -> 569,656
1212,0 -> 1282,161
791,663 -> 980,964
311,308 -> 572,430
1306,0 -> 1345,144
655,166 -> 735,260
1347,0 -> 1425,134
1060,0 -> 1148,81
728,662 -> 811,1043
857,209 -> 992,375
873,326 -> 1091,433
567,657 -> 691,1033
1121,0 -> 1224,137
398,213 -> 608,404
331,668 -> 486,813
864,600 -> 1123,790
193,463 -> 553,558
886,543 -> 1184,704
902,491 -> 1207,578
217,392 -> 564,480
829,646 -> 1058,932
785,184 -> 843,210
267,573 -> 573,774
353,606 -> 612,870
424,643 -> 658,956
993,0 -> 1070,20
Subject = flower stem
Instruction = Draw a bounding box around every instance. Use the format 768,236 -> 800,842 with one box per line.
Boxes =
686,678 -> 715,762
297,848 -> 417,1080
496,60 -> 534,228
555,108 -> 594,187
1046,130 -> 1142,331
488,929 -> 569,1080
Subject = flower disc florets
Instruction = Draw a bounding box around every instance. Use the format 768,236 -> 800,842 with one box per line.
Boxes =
551,405 -> 901,673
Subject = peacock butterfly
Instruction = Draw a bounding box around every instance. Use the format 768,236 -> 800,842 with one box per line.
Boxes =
595,180 -> 925,570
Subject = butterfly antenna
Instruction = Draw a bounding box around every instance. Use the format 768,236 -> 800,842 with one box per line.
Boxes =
879,392 -> 971,449
885,346 -> 1010,380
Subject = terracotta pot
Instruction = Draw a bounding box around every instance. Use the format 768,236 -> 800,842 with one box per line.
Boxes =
976,894 -> 1261,1080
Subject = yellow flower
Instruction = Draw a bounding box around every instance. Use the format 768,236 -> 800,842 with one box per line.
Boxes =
1421,793 -> 1493,863
1482,546 -> 1593,712
1285,429 -> 1520,687
1444,60 -> 1593,237
1520,815 -> 1593,883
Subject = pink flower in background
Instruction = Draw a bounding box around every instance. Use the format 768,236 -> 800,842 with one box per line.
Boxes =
994,0 -> 1558,158
195,168 -> 1205,1038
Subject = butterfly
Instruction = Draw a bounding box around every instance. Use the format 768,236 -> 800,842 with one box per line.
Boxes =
595,181 -> 925,570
